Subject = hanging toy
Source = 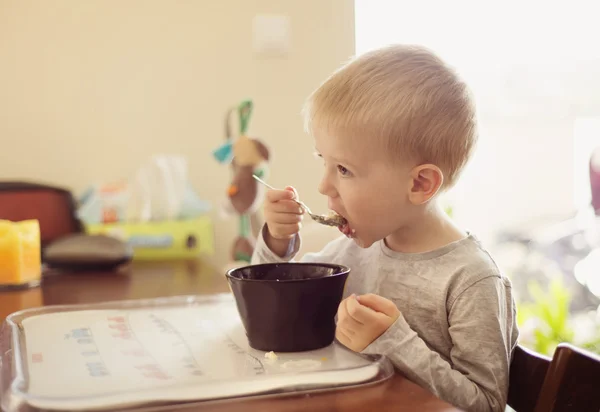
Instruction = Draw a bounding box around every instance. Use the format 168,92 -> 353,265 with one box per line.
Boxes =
213,100 -> 270,264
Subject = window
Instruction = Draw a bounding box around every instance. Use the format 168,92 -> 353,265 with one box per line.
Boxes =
574,118 -> 600,210
355,0 -> 600,243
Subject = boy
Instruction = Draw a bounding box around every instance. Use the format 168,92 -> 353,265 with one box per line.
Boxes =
251,44 -> 518,412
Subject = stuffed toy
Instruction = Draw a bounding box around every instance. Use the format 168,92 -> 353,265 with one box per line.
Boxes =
213,100 -> 270,263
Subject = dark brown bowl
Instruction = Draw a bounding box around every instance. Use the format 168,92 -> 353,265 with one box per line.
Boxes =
226,262 -> 350,352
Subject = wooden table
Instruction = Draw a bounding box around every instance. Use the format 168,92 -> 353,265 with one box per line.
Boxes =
0,260 -> 461,412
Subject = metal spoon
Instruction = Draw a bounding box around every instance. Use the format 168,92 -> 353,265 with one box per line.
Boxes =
252,175 -> 346,228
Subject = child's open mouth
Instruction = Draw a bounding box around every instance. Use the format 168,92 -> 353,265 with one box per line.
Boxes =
340,222 -> 354,238
331,211 -> 354,238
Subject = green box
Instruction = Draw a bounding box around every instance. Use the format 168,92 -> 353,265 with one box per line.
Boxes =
85,216 -> 214,260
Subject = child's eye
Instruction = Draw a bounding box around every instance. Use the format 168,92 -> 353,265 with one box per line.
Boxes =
337,165 -> 351,176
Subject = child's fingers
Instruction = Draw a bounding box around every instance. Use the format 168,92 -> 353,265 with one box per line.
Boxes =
339,311 -> 363,331
264,206 -> 303,223
337,297 -> 363,327
346,295 -> 370,324
337,322 -> 356,336
266,189 -> 295,203
270,213 -> 303,225
264,186 -> 304,239
337,297 -> 349,320
356,294 -> 399,318
284,186 -> 298,199
269,200 -> 304,215
336,326 -> 353,344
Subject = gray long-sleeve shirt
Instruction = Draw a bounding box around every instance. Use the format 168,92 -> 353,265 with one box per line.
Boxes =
251,227 -> 519,412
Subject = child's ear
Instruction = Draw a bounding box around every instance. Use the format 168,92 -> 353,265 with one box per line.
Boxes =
407,164 -> 443,205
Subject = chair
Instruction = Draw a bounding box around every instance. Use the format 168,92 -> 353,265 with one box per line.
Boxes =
534,343 -> 600,412
0,181 -> 83,247
507,345 -> 552,412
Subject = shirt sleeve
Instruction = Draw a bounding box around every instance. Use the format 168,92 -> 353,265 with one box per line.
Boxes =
361,275 -> 518,412
250,224 -> 301,264
251,224 -> 349,265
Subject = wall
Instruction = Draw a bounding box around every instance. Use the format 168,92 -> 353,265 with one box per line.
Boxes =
0,0 -> 356,267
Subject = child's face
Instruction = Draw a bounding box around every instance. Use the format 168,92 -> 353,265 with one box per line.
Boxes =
314,130 -> 416,248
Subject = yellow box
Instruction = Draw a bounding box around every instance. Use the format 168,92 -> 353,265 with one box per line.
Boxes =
85,216 -> 214,260
0,219 -> 42,288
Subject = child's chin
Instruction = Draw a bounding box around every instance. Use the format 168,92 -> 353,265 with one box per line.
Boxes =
338,224 -> 373,248
351,235 -> 373,249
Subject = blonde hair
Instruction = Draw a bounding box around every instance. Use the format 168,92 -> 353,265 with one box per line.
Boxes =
303,44 -> 477,189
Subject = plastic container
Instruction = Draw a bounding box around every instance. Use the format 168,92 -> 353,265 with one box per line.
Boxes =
0,220 -> 42,291
0,294 -> 393,411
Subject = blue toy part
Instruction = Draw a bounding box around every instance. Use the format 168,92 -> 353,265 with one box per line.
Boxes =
213,141 -> 233,164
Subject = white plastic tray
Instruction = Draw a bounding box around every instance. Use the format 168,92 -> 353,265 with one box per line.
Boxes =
0,294 -> 393,411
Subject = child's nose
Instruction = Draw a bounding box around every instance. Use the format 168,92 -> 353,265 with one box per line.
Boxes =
318,174 -> 337,197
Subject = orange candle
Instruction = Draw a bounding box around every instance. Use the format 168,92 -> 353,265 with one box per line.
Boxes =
0,219 -> 42,288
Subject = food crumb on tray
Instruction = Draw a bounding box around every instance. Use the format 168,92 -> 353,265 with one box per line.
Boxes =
264,351 -> 278,360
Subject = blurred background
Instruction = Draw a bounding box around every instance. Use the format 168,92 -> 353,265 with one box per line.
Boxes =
1,0 -> 599,355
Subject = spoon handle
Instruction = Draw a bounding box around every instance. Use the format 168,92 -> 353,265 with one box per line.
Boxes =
252,175 -> 312,214
252,174 -> 276,190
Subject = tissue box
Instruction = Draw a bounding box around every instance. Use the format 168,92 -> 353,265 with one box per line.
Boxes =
85,216 -> 214,260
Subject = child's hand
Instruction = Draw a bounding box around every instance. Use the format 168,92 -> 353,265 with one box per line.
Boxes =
263,186 -> 304,256
336,294 -> 400,352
